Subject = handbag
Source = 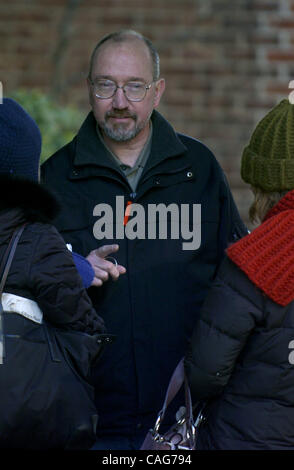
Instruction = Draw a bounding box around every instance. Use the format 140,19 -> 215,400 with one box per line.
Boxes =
140,358 -> 205,450
0,224 -> 114,449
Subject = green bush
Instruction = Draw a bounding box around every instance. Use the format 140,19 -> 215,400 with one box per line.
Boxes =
9,89 -> 84,163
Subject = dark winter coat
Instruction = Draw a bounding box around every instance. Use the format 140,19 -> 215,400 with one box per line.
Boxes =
185,191 -> 294,450
0,175 -> 105,334
41,109 -> 247,437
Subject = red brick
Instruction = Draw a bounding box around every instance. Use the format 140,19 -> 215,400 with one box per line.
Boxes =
248,33 -> 279,45
266,83 -> 292,95
182,46 -> 215,60
267,51 -> 294,61
226,49 -> 256,60
252,1 -> 279,11
246,99 -> 277,109
271,19 -> 294,29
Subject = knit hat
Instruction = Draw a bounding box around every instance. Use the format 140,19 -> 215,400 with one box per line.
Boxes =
241,99 -> 294,192
0,98 -> 41,182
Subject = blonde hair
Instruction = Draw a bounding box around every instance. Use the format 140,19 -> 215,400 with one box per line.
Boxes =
249,186 -> 288,224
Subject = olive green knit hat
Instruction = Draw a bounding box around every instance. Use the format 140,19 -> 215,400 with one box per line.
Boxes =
241,99 -> 294,192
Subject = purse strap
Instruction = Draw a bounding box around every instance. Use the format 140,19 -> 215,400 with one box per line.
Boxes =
151,358 -> 206,449
159,358 -> 186,413
153,358 -> 194,435
0,224 -> 27,364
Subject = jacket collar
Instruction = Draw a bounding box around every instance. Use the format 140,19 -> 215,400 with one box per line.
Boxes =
73,110 -> 187,173
227,189 -> 294,306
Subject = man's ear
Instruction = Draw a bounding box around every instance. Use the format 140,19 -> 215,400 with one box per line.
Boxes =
153,78 -> 166,108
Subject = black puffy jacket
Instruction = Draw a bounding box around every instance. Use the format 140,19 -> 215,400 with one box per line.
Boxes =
185,193 -> 294,450
0,175 -> 105,334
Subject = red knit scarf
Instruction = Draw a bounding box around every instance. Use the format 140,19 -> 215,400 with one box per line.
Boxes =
227,190 -> 294,306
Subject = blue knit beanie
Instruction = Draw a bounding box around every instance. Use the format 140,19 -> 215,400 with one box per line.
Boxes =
0,98 -> 41,181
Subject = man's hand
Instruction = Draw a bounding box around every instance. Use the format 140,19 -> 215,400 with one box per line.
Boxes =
86,244 -> 126,286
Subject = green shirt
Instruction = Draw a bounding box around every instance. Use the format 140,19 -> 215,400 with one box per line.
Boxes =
96,124 -> 153,192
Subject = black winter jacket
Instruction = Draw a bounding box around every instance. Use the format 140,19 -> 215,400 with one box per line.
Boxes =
0,175 -> 105,334
41,110 -> 247,437
185,195 -> 294,449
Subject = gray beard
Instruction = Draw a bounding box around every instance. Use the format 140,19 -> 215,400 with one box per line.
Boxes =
99,108 -> 153,142
100,120 -> 142,142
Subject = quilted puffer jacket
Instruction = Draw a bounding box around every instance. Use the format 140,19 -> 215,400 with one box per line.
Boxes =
185,190 -> 294,449
0,175 -> 105,334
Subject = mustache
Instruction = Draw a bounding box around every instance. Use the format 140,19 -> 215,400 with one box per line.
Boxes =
105,111 -> 137,119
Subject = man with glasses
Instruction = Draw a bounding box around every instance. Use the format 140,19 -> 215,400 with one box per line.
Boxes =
42,30 -> 247,450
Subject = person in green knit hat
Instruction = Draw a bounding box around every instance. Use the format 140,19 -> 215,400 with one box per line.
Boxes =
185,97 -> 294,449
242,98 -> 294,224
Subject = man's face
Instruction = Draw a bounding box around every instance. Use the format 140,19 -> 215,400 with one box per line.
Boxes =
87,39 -> 165,143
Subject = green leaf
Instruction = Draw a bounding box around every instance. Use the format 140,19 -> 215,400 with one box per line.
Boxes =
8,89 -> 84,163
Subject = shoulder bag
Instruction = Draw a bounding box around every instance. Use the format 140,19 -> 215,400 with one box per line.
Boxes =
0,224 -> 114,449
140,358 -> 205,450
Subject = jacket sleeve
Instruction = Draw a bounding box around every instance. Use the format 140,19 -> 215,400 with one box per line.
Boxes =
27,224 -> 105,334
71,250 -> 95,289
184,257 -> 263,402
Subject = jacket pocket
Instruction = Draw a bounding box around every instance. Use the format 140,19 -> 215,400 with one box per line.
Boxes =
150,167 -> 195,188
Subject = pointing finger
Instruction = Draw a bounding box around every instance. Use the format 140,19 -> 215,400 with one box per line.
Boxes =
95,244 -> 119,258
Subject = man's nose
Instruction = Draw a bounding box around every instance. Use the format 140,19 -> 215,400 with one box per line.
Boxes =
112,86 -> 129,109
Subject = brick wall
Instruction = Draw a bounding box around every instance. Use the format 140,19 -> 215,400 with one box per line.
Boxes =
1,0 -> 294,226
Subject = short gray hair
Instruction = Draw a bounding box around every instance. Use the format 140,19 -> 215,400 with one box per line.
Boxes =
88,29 -> 160,81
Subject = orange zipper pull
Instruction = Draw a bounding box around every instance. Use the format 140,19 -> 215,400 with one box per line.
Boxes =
124,200 -> 133,226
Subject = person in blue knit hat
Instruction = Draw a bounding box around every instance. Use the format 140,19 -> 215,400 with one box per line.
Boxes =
0,97 -> 95,287
0,97 -> 41,180
0,98 -> 106,449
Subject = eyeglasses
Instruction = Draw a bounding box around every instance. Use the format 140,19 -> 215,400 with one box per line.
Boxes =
89,78 -> 154,102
